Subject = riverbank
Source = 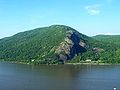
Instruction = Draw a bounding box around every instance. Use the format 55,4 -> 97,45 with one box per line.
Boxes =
1,60 -> 120,66
65,62 -> 113,65
0,61 -> 31,65
65,61 -> 120,65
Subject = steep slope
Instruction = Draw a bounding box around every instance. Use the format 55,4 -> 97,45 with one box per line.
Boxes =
0,25 -> 93,64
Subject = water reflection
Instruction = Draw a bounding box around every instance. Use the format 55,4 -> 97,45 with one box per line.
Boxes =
0,62 -> 120,90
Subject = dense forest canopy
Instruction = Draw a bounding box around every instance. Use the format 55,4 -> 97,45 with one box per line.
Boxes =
0,25 -> 120,64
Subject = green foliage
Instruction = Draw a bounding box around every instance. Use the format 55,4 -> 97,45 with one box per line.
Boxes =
92,35 -> 120,64
0,25 -> 67,64
0,25 -> 120,64
93,35 -> 120,46
67,34 -> 120,64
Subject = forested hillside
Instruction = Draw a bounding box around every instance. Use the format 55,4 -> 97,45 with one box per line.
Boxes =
0,25 -> 94,64
0,25 -> 67,64
0,25 -> 120,64
93,35 -> 120,46
92,35 -> 120,63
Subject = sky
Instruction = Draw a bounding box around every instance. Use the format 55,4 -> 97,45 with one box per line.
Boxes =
0,0 -> 120,39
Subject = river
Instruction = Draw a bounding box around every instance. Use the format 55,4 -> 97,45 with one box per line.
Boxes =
0,62 -> 120,90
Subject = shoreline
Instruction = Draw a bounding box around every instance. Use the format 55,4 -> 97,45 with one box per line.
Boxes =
1,61 -> 120,66
65,63 -> 114,65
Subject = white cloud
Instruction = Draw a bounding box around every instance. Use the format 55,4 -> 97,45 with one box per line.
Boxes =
85,4 -> 101,15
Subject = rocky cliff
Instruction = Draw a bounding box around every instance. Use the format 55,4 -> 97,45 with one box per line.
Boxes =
55,30 -> 88,61
0,25 -> 93,64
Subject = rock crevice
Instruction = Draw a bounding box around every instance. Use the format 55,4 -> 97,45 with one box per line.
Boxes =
55,30 -> 87,61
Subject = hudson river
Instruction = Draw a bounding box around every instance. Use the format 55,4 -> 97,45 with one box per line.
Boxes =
0,62 -> 120,90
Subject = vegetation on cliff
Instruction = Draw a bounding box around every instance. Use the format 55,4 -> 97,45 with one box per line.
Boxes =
0,25 -> 120,64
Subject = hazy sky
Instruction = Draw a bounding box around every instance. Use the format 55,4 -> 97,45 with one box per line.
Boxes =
0,0 -> 120,39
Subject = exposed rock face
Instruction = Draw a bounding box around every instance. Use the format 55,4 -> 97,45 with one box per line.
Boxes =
0,24 -> 102,63
55,30 -> 87,61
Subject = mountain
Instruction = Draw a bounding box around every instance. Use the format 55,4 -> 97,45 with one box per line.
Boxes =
0,25 -> 95,64
0,25 -> 120,64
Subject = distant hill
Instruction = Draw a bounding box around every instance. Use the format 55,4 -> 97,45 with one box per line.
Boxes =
0,25 -> 120,64
92,35 -> 120,63
93,35 -> 120,45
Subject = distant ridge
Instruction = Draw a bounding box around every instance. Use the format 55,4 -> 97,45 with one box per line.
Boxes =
93,35 -> 120,45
